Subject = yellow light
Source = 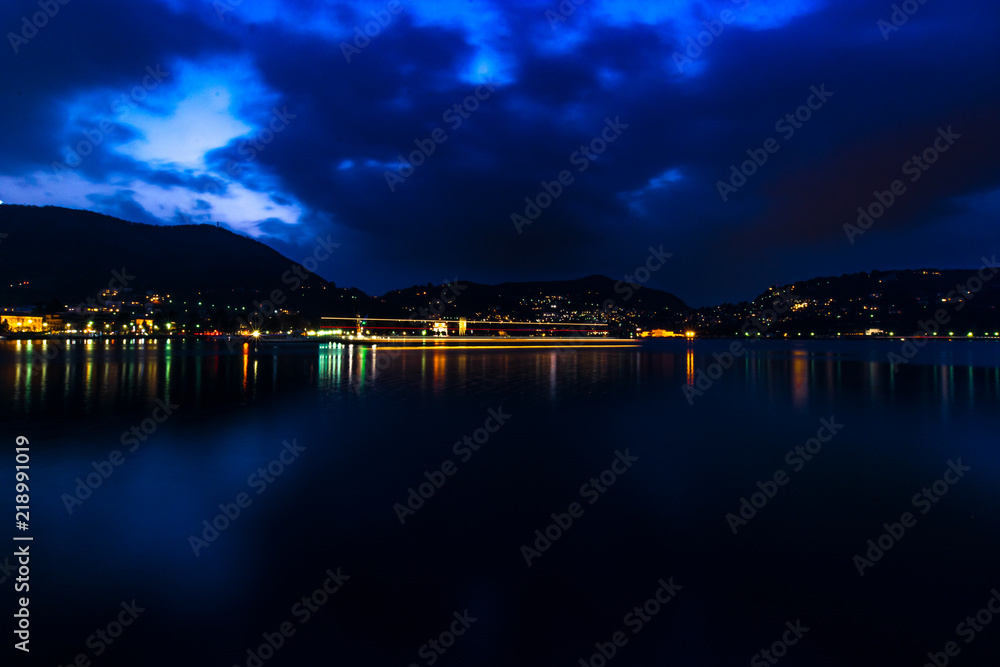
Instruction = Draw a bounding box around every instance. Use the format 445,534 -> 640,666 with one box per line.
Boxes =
373,344 -> 641,351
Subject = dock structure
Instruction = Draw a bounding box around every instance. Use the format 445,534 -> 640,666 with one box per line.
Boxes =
317,316 -> 639,347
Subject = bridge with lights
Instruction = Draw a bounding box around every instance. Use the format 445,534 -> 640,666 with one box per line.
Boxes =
315,316 -> 640,348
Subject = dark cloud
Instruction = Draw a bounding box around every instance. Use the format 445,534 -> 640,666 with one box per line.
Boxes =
2,0 -> 999,305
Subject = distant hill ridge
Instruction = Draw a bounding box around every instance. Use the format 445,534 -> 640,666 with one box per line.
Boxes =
0,206 -> 692,316
0,204 -> 331,303
2,205 -> 997,334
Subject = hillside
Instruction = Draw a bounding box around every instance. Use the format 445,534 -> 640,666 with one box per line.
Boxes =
373,274 -> 690,322
4,205 -> 998,335
692,268 -> 1000,335
0,204 -> 337,304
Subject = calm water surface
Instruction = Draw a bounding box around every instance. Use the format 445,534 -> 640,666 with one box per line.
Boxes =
1,338 -> 998,666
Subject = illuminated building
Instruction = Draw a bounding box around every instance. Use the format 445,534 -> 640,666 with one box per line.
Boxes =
0,315 -> 46,332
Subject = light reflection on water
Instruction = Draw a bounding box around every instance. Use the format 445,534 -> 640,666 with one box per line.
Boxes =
5,339 -> 1000,417
2,338 -> 999,665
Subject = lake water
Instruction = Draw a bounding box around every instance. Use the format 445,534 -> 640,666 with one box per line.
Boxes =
1,338 -> 998,666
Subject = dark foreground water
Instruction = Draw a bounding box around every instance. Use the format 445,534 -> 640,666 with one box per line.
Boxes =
1,338 -> 999,666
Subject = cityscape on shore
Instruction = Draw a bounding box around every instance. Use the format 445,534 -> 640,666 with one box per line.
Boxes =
2,206 -> 999,341
4,267 -> 1000,342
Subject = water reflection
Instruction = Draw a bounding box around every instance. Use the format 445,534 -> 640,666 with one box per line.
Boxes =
686,343 -> 695,385
791,348 -> 808,407
4,337 -> 1000,667
3,340 -> 999,420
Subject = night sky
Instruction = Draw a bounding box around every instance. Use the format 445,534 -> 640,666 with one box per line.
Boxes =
3,0 -> 999,305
